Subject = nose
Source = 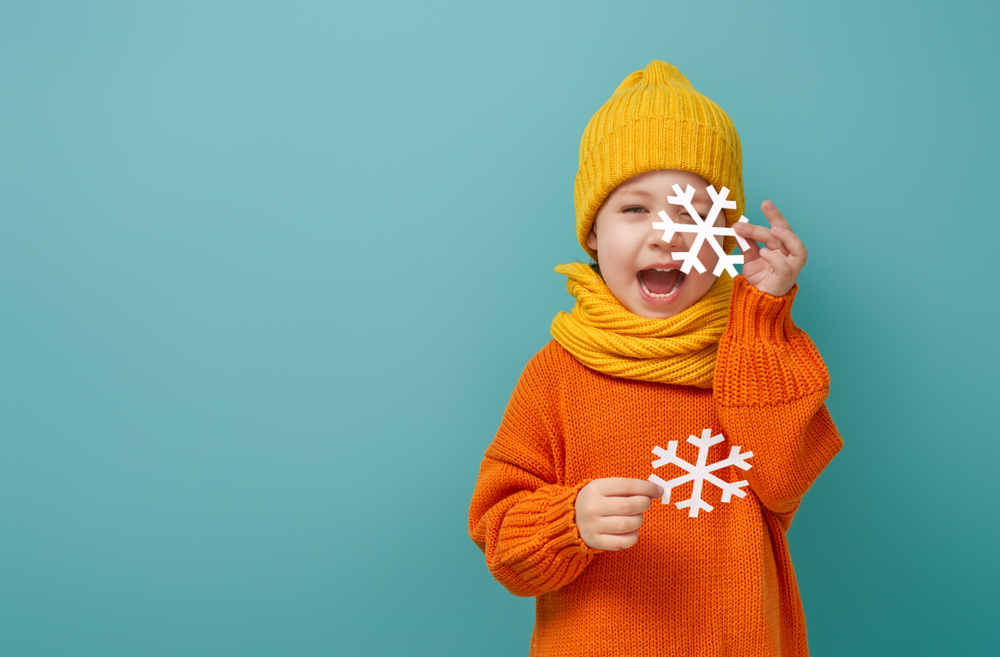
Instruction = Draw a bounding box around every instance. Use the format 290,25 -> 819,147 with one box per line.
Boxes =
650,210 -> 685,250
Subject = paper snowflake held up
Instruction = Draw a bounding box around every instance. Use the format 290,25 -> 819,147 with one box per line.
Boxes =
647,428 -> 754,518
650,184 -> 752,278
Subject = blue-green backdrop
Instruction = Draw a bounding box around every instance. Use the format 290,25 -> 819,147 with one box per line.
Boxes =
2,1 -> 998,655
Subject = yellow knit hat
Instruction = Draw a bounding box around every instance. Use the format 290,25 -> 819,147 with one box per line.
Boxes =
575,60 -> 745,259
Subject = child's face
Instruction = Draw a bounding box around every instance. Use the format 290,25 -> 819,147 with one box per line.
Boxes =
586,170 -> 724,319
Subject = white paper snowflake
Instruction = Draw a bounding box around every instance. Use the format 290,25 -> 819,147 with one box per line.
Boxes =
647,428 -> 754,518
650,184 -> 752,278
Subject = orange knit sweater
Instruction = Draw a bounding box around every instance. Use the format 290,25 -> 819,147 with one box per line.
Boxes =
469,277 -> 842,656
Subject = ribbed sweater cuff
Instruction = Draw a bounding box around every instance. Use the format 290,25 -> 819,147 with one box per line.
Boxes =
502,480 -> 596,555
541,481 -> 595,549
497,481 -> 599,591
715,277 -> 828,407
728,276 -> 798,344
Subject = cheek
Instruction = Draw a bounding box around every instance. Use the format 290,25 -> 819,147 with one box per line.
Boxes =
686,270 -> 719,300
694,231 -> 725,261
597,229 -> 636,260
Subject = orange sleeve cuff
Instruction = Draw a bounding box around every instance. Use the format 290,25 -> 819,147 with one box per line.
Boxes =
494,481 -> 600,594
728,276 -> 799,344
716,277 -> 828,408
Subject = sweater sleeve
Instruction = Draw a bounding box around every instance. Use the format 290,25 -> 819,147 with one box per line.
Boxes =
714,277 -> 843,529
469,349 -> 600,597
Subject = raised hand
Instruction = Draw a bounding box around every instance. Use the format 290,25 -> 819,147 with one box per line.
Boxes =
574,478 -> 663,550
733,200 -> 808,297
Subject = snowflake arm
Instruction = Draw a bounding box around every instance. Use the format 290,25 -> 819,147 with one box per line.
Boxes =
705,184 -> 737,222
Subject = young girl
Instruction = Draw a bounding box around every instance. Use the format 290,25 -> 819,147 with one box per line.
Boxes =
469,60 -> 842,656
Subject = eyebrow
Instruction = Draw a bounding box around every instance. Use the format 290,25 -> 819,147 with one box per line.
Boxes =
614,187 -> 656,199
615,188 -> 712,210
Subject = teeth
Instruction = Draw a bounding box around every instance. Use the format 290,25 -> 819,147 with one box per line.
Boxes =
639,270 -> 684,298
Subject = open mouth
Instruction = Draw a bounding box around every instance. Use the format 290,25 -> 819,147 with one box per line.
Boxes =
638,268 -> 684,298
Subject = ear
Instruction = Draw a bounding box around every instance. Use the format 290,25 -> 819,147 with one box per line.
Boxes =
586,226 -> 598,252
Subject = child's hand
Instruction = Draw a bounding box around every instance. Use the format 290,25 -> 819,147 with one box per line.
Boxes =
733,200 -> 808,297
575,478 -> 663,550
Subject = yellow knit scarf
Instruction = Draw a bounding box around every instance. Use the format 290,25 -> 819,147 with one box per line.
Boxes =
550,262 -> 733,388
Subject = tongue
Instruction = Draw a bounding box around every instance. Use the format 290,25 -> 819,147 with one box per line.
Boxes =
641,269 -> 681,294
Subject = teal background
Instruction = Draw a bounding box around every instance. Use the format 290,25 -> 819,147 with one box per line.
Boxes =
2,1 -> 998,655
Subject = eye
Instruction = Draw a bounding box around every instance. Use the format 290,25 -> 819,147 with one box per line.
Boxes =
622,206 -> 648,214
676,212 -> 696,224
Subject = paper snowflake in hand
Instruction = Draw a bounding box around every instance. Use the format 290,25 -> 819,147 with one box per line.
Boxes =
650,184 -> 752,278
647,428 -> 754,518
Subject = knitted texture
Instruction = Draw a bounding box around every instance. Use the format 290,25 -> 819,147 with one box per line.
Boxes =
470,277 -> 843,656
575,60 -> 744,258
550,262 -> 733,388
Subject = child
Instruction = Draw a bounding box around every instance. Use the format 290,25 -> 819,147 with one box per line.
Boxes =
469,60 -> 843,656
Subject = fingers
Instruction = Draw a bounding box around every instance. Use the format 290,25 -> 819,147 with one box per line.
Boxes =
736,222 -> 762,264
588,530 -> 642,551
762,201 -> 813,262
575,478 -> 661,551
760,199 -> 790,231
733,199 -> 809,297
756,246 -> 793,294
592,512 -> 645,536
593,491 -> 654,517
589,477 -> 663,499
733,220 -> 772,245
734,218 -> 788,256
770,224 -> 807,263
760,201 -> 808,288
